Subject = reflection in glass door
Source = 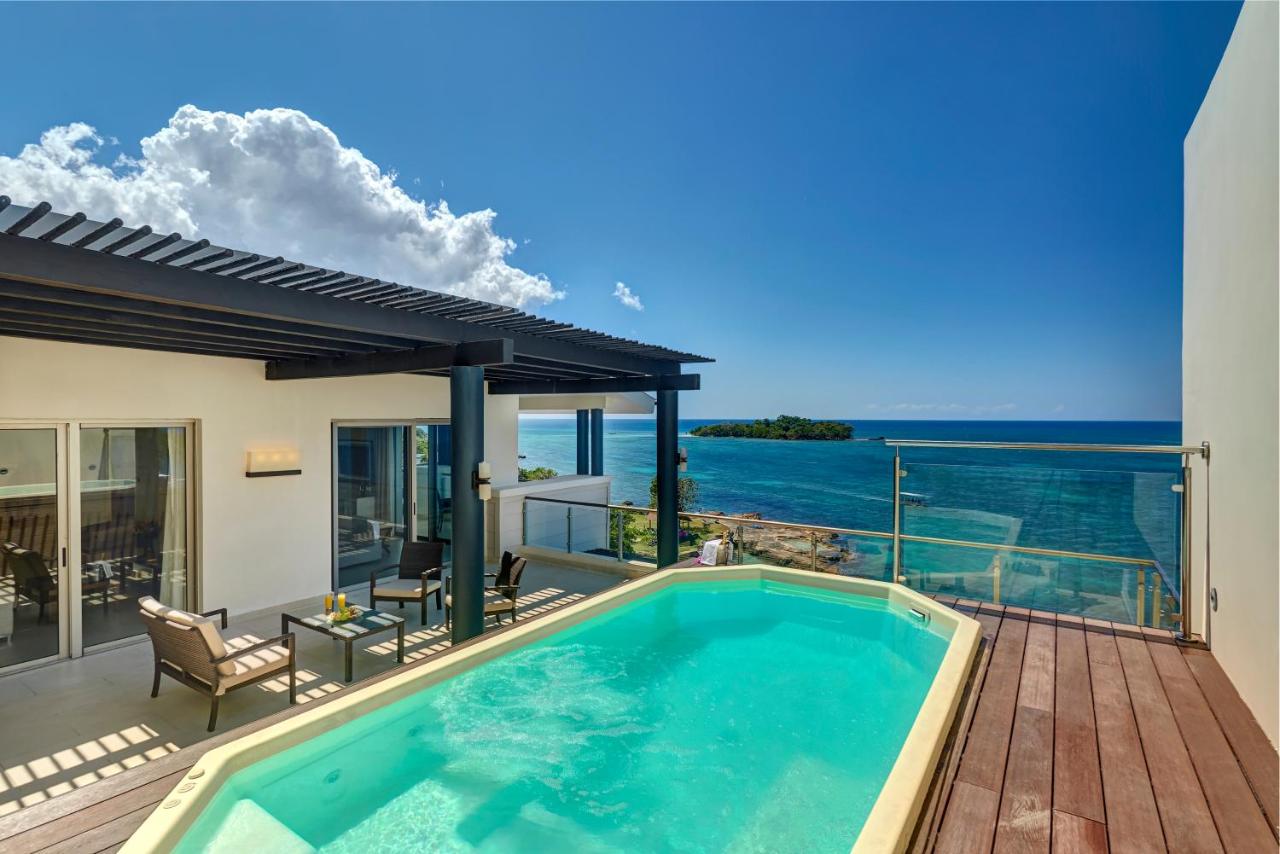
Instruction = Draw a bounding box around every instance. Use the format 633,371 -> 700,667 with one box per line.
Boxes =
414,424 -> 452,549
336,426 -> 408,588
0,428 -> 63,669
79,426 -> 190,649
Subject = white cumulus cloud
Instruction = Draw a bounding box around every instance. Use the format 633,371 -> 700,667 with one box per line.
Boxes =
0,106 -> 563,308
612,281 -> 643,311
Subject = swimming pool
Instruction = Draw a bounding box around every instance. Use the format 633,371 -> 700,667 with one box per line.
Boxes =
126,566 -> 979,853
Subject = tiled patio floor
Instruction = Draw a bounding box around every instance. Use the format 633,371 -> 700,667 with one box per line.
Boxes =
0,561 -> 617,821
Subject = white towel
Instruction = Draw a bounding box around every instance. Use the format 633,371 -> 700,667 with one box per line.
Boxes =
700,539 -> 721,566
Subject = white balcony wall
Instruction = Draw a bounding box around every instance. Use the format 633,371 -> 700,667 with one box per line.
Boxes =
0,335 -> 520,617
1182,0 -> 1279,744
489,475 -> 612,559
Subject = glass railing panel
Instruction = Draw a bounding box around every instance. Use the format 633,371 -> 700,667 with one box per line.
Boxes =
567,504 -> 611,559
614,506 -> 657,563
899,461 -> 1182,627
522,499 -> 570,551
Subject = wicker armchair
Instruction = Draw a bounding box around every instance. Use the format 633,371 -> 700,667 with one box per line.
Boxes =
138,596 -> 296,731
369,540 -> 444,624
445,551 -> 527,629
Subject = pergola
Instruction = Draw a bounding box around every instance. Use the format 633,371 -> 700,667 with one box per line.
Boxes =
0,198 -> 711,642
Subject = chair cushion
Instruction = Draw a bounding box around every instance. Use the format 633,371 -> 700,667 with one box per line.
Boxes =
445,591 -> 516,615
218,638 -> 291,690
372,578 -> 441,599
139,596 -> 228,662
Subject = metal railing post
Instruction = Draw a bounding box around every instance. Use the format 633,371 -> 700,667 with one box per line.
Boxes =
992,554 -> 1001,604
1179,456 -> 1194,642
616,509 -> 625,562
566,506 -> 573,553
892,448 -> 904,584
810,531 -> 818,571
1137,567 -> 1146,627
521,499 -> 528,545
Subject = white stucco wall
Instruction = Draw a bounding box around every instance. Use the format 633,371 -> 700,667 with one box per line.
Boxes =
1182,0 -> 1279,744
0,335 -> 520,618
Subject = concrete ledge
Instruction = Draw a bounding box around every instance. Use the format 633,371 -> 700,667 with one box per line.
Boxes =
519,544 -> 657,579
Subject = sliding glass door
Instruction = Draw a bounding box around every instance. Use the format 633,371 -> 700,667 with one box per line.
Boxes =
333,422 -> 452,589
0,421 -> 192,670
0,427 -> 65,669
414,424 -> 452,546
335,426 -> 409,588
78,426 -> 190,649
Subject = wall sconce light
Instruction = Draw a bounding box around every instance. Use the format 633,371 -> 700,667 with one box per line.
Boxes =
473,460 -> 493,501
677,447 -> 688,473
246,448 -> 302,478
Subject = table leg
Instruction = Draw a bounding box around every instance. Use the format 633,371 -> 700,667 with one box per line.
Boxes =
397,623 -> 405,665
344,641 -> 353,682
280,615 -> 288,636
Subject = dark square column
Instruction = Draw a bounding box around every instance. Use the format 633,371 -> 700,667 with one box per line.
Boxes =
450,365 -> 485,642
576,409 -> 590,475
656,390 -> 678,567
590,408 -> 604,476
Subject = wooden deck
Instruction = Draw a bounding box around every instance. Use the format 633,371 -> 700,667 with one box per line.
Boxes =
0,595 -> 1275,853
920,597 -> 1279,854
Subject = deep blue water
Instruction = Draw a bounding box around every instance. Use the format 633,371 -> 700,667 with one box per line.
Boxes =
519,419 -> 1186,607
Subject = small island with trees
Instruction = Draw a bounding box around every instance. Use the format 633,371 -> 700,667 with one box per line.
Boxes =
689,415 -> 853,441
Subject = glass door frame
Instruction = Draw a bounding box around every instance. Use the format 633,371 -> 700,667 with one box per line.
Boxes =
72,420 -> 198,656
330,419 -> 450,591
0,422 -> 70,674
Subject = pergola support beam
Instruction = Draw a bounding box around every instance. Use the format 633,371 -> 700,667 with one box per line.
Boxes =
488,374 -> 699,396
266,339 -> 512,380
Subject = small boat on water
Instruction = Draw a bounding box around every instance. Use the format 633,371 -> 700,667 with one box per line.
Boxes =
901,491 -> 928,507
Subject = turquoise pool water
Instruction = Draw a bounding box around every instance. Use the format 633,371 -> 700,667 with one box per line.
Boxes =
177,580 -> 951,853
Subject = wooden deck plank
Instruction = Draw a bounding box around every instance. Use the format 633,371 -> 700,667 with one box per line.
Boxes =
39,803 -> 155,854
1,770 -> 186,854
1086,628 -> 1167,854
936,781 -> 1001,854
955,612 -> 1029,792
1052,810 -> 1108,854
1179,645 -> 1279,834
1053,618 -> 1105,823
994,618 -> 1055,853
1146,641 -> 1277,853
1113,634 -> 1222,853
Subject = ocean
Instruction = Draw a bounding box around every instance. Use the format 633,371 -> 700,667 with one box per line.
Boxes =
518,419 -> 1186,610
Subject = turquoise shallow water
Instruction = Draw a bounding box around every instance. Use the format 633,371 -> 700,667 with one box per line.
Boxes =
177,580 -> 951,853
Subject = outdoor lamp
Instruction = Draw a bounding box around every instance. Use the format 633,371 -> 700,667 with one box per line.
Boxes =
473,460 -> 492,501
246,447 -> 302,477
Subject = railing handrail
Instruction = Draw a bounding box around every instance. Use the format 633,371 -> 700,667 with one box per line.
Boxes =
523,495 -> 1158,568
882,439 -> 1207,456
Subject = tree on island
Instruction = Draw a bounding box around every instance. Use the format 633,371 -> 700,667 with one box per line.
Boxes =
689,415 -> 852,440
518,466 -> 559,482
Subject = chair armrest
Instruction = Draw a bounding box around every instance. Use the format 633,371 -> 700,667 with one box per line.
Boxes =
491,585 -> 519,598
213,633 -> 294,665
201,607 -> 229,629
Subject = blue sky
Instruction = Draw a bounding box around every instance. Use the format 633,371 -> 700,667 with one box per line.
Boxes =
0,2 -> 1241,420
